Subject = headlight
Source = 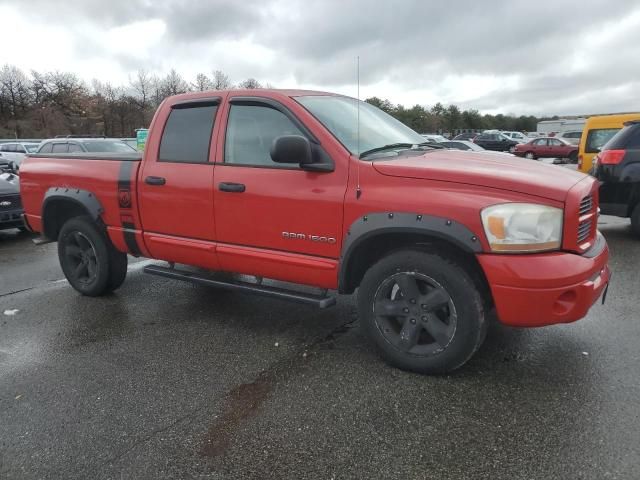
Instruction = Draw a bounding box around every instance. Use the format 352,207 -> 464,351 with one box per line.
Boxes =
481,203 -> 563,252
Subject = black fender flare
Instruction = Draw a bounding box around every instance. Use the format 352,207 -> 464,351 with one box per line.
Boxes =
42,187 -> 104,237
338,212 -> 483,293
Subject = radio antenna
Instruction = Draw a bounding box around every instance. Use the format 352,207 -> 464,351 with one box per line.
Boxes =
356,55 -> 362,199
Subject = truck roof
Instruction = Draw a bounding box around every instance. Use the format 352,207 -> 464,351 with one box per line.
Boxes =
168,88 -> 341,102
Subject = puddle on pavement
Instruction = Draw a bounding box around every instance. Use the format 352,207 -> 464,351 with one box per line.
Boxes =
200,370 -> 274,457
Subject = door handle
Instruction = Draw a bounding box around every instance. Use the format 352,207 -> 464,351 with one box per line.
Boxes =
218,182 -> 246,193
145,176 -> 166,186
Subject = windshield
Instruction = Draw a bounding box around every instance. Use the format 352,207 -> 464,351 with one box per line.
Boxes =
295,95 -> 426,155
83,141 -> 136,153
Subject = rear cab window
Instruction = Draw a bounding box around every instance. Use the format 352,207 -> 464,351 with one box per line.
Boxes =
159,103 -> 218,163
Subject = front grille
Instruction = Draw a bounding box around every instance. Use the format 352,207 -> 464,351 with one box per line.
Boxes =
0,194 -> 21,211
579,195 -> 593,216
577,219 -> 592,243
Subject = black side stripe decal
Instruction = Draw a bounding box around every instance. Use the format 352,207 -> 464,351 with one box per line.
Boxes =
118,161 -> 142,256
122,222 -> 142,256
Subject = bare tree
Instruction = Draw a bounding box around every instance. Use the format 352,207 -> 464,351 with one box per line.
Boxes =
130,69 -> 152,125
0,65 -> 31,116
161,69 -> 190,97
212,70 -> 232,90
193,73 -> 213,91
238,78 -> 262,89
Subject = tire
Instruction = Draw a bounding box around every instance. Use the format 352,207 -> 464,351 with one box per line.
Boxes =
524,151 -> 536,160
357,249 -> 486,374
58,216 -> 127,296
631,203 -> 640,238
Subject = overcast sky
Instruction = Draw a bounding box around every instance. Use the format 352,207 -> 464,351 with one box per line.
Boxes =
2,0 -> 639,116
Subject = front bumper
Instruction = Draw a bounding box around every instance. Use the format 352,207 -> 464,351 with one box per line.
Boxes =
0,208 -> 25,231
478,231 -> 610,327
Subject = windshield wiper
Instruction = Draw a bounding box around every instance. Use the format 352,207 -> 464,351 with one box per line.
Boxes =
359,143 -> 414,159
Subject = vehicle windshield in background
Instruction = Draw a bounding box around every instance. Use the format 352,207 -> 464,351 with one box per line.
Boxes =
296,95 -> 426,156
25,145 -> 39,153
83,141 -> 136,153
585,128 -> 620,153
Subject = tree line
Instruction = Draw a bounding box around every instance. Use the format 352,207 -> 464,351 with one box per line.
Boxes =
365,97 -> 540,134
0,63 -> 542,139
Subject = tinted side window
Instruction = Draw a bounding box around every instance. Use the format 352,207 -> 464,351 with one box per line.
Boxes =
39,143 -> 53,153
68,143 -> 83,153
159,105 -> 217,163
52,143 -> 68,153
225,104 -> 304,167
550,139 -> 563,146
15,145 -> 26,153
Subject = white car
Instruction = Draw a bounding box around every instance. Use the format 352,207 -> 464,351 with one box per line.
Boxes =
0,142 -> 40,167
554,130 -> 582,145
420,134 -> 447,143
502,131 -> 530,143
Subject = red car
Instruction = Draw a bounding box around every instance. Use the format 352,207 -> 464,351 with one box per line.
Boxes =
19,89 -> 609,374
514,137 -> 578,163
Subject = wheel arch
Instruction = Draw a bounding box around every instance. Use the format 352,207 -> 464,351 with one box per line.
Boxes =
42,187 -> 104,240
338,213 -> 489,301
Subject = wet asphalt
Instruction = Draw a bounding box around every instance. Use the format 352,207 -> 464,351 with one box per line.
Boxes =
0,216 -> 639,480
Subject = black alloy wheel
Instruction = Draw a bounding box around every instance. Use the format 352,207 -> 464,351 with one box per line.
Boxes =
63,231 -> 99,286
373,272 -> 457,356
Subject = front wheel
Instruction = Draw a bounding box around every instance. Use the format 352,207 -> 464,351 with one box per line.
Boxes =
58,216 -> 128,296
357,249 -> 486,374
524,151 -> 536,160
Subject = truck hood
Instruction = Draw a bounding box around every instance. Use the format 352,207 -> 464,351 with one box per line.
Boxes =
372,150 -> 586,202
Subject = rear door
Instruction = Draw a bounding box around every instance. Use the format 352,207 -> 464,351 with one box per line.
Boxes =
137,95 -> 223,269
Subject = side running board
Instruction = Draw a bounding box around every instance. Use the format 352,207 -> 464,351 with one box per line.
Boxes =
144,264 -> 336,309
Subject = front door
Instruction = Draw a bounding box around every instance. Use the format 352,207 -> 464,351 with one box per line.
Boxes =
212,97 -> 348,288
138,97 -> 222,269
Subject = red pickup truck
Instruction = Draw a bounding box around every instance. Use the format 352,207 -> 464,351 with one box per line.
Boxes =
19,89 -> 610,374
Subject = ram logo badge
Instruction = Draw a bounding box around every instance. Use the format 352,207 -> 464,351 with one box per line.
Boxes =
0,201 -> 11,207
282,232 -> 336,244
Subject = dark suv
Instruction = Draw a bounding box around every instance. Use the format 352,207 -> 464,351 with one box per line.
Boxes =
36,137 -> 136,154
593,120 -> 640,236
473,132 -> 519,152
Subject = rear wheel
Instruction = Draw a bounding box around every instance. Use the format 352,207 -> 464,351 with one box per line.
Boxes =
58,216 -> 127,296
631,203 -> 640,238
525,151 -> 536,160
357,249 -> 486,374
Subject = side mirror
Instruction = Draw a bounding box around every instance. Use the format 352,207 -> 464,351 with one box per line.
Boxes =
271,135 -> 312,165
271,135 -> 334,172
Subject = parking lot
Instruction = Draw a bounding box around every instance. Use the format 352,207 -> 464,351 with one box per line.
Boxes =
0,213 -> 638,480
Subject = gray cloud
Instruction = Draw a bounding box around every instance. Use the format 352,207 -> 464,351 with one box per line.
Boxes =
5,0 -> 640,115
